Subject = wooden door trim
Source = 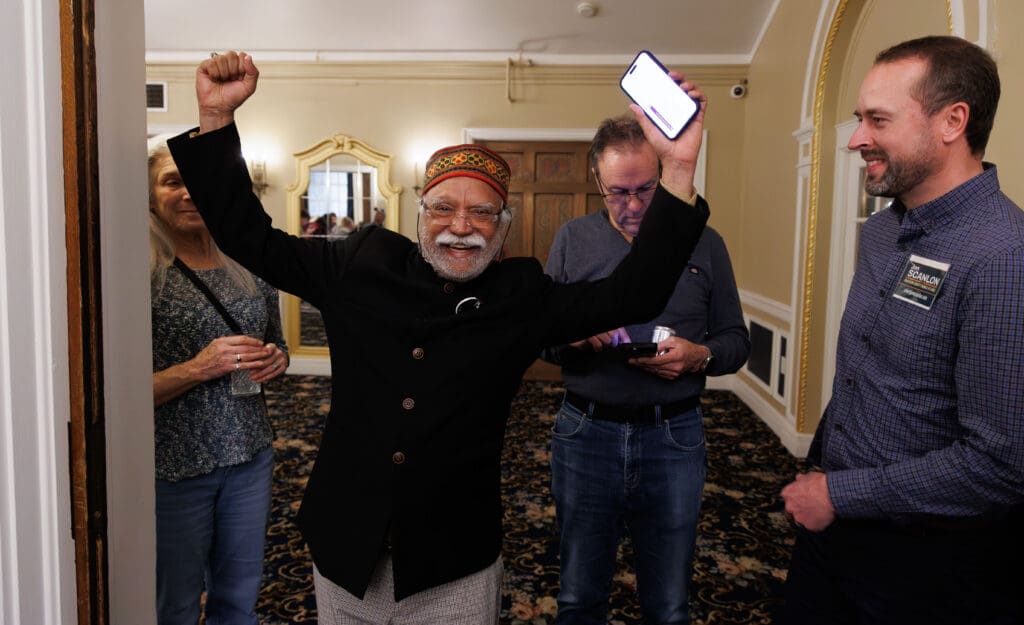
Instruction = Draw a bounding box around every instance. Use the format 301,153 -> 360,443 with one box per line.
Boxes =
60,0 -> 110,623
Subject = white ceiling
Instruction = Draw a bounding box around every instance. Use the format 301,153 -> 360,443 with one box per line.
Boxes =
145,0 -> 780,65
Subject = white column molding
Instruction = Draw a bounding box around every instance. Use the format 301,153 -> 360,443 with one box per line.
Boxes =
95,0 -> 158,622
800,2 -> 843,127
0,1 -> 75,623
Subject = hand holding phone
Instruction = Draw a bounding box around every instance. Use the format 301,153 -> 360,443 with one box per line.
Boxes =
613,342 -> 659,359
620,51 -> 698,140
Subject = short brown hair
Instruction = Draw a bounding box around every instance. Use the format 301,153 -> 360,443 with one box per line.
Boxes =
875,35 -> 1000,155
588,116 -> 648,174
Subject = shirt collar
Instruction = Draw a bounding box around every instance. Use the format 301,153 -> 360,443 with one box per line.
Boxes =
896,163 -> 1000,237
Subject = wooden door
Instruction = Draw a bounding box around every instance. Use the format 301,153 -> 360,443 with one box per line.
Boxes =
480,140 -> 605,380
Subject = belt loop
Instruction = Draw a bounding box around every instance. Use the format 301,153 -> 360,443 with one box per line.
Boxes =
587,400 -> 597,418
654,404 -> 663,424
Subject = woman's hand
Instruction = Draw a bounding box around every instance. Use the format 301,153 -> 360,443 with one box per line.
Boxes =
190,335 -> 268,382
153,334 -> 270,407
247,342 -> 289,384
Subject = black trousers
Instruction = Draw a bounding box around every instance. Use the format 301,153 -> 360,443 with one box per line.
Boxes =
778,517 -> 1022,625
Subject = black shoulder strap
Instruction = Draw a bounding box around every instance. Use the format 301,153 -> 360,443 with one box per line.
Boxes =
172,257 -> 243,334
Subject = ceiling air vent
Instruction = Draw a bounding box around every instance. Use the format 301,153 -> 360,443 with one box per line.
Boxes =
146,82 -> 167,111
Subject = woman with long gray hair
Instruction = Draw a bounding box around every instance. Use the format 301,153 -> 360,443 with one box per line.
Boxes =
149,135 -> 288,625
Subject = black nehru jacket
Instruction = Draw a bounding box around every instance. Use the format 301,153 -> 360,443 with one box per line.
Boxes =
169,123 -> 709,600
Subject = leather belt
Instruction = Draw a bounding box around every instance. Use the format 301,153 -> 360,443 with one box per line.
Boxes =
564,391 -> 700,424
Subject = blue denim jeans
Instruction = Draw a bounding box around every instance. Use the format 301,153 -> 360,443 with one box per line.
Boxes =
156,446 -> 274,625
551,398 -> 706,625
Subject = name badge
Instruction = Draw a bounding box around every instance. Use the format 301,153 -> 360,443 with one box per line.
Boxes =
892,254 -> 950,310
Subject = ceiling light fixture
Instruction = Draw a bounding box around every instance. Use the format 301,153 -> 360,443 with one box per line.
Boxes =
576,2 -> 598,18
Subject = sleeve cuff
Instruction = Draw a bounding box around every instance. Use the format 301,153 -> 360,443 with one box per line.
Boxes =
660,179 -> 698,205
826,468 -> 885,519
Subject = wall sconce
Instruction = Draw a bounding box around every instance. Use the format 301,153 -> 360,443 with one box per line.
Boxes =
412,161 -> 422,197
249,159 -> 269,197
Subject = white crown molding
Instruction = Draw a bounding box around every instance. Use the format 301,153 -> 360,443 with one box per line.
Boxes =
147,61 -> 749,88
463,128 -> 596,143
749,0 -> 783,60
146,49 -> 753,66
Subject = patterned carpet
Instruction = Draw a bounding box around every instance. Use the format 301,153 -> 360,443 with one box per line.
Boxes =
258,375 -> 802,624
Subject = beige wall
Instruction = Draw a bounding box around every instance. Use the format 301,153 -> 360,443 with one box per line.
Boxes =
986,1 -> 1024,201
147,0 -> 1024,450
147,63 -> 747,244
737,0 -> 821,307
738,0 -> 1024,440
836,0 -> 949,116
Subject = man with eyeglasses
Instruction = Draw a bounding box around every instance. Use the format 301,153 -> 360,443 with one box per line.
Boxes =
167,51 -> 710,625
542,116 -> 749,625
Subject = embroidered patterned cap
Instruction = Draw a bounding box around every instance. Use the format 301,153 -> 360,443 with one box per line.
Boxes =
422,144 -> 511,202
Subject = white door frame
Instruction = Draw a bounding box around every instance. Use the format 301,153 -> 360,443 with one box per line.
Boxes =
821,119 -> 861,410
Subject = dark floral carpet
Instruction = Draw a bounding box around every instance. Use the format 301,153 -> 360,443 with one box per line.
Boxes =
258,375 -> 802,624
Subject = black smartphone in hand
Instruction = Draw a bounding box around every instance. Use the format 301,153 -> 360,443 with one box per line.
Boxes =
614,342 -> 659,358
620,50 -> 698,140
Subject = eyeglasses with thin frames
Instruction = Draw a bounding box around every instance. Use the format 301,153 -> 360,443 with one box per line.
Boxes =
420,200 -> 503,227
595,174 -> 658,207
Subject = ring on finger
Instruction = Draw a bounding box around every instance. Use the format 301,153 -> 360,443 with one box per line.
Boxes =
234,362 -> 240,371
236,353 -> 242,363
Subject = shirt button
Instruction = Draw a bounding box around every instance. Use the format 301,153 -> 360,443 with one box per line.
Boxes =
860,334 -> 869,342
878,289 -> 886,297
845,377 -> 853,386
443,283 -> 455,294
412,347 -> 425,360
392,451 -> 406,464
835,423 -> 845,432
402,397 -> 415,410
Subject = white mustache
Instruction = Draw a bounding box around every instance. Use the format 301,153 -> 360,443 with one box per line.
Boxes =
435,231 -> 486,249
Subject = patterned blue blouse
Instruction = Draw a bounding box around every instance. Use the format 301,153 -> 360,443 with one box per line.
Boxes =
152,264 -> 286,482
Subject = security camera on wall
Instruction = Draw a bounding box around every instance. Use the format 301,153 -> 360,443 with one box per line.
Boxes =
730,82 -> 748,99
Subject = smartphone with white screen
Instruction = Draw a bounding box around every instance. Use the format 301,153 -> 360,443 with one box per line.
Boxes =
620,50 -> 698,140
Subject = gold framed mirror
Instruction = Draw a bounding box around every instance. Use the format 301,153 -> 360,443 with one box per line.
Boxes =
285,134 -> 402,358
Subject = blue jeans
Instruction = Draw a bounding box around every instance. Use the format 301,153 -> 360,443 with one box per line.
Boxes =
551,398 -> 706,625
156,446 -> 274,625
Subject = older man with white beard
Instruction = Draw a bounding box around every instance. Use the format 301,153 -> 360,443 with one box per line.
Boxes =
168,50 -> 711,625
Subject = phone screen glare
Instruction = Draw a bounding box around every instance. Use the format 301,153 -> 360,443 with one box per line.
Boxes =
620,52 -> 697,139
